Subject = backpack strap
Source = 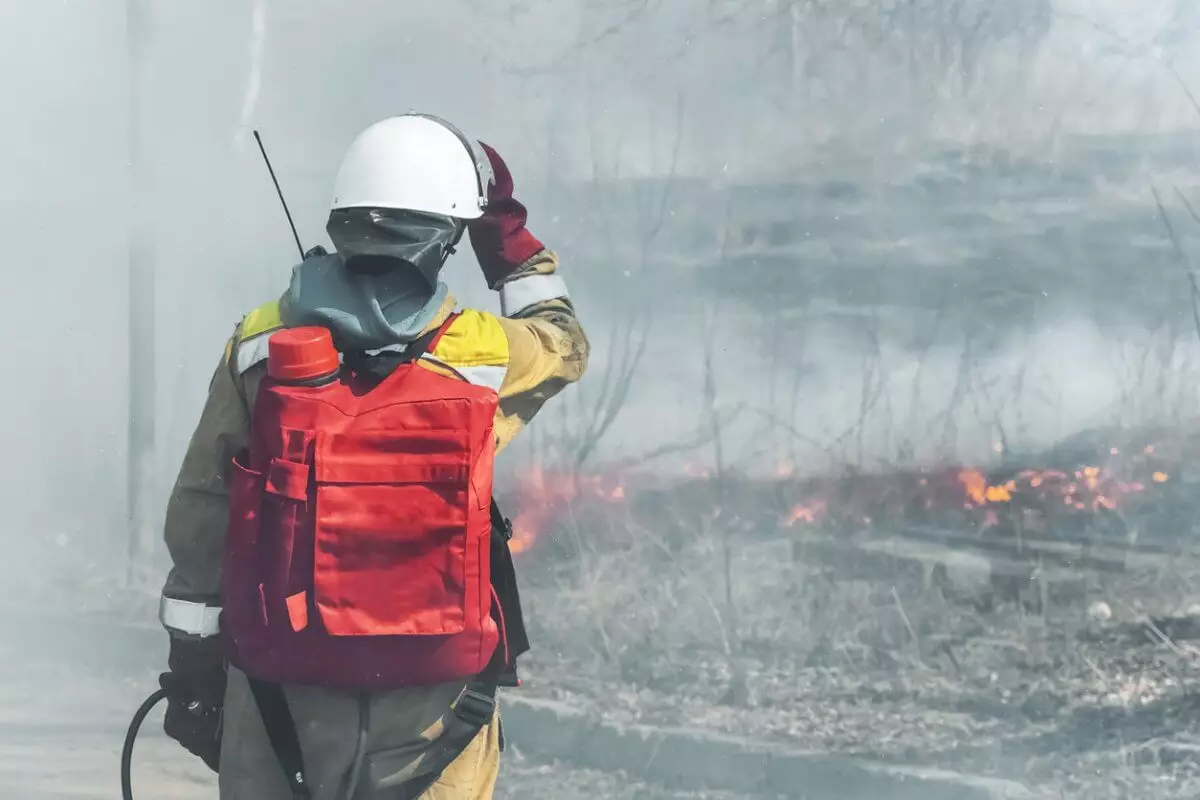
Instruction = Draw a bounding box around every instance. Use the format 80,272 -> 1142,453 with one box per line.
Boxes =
342,313 -> 459,383
249,658 -> 501,800
487,498 -> 529,683
375,678 -> 499,799
246,678 -> 312,800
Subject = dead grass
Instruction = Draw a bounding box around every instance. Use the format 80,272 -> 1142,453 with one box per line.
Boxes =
514,482 -> 1200,799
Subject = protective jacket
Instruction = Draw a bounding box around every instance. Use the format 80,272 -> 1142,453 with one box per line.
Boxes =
160,249 -> 586,799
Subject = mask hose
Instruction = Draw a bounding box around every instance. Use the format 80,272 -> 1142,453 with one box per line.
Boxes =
121,688 -> 169,800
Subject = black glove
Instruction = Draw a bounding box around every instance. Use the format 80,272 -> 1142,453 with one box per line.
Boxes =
159,635 -> 226,773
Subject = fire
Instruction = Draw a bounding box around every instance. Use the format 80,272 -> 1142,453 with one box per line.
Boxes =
956,469 -> 1017,505
775,451 -> 1169,531
786,499 -> 827,526
503,437 -> 1177,552
504,466 -> 627,554
959,468 -> 988,506
944,463 -> 1156,515
986,484 -> 1014,502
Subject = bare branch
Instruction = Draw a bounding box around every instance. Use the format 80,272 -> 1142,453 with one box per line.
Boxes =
1167,59 -> 1200,119
572,314 -> 653,469
1150,185 -> 1200,342
1176,186 -> 1200,226
608,404 -> 745,471
639,91 -> 687,247
504,0 -> 654,76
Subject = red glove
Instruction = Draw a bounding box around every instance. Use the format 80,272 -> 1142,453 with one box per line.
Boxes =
469,142 -> 545,289
159,635 -> 226,772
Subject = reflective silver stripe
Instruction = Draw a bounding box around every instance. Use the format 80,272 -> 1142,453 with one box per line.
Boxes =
499,274 -> 569,317
455,364 -> 507,392
159,596 -> 222,638
235,333 -> 272,374
420,354 -> 507,392
366,344 -> 408,356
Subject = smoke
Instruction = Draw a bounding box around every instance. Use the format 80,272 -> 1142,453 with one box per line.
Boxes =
550,303 -> 1200,477
1,2 -> 1200,795
1,0 -> 1196,614
235,0 -> 268,148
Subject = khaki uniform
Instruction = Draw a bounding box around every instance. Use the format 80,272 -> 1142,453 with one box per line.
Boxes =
161,252 -> 587,799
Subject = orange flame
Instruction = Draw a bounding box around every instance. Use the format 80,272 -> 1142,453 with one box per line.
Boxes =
958,469 -> 988,506
785,499 -> 827,527
505,467 -> 628,555
504,439 -> 1174,553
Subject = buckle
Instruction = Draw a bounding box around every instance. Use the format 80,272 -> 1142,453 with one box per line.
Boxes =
453,688 -> 496,728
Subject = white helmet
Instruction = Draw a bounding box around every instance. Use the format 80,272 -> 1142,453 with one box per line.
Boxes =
330,114 -> 494,219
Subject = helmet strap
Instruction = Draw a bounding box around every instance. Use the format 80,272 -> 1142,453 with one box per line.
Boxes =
441,219 -> 467,262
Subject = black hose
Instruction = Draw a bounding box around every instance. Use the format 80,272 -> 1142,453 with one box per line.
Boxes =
121,688 -> 168,800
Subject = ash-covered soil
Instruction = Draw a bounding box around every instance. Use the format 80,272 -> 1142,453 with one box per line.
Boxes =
14,433 -> 1200,798
517,546 -> 1200,799
5,553 -> 1199,798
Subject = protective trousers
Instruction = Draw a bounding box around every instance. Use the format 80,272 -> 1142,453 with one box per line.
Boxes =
218,667 -> 500,800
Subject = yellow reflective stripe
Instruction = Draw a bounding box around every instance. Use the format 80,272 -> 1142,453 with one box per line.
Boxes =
431,310 -> 509,368
425,309 -> 509,392
240,300 -> 283,341
233,300 -> 284,374
229,304 -> 513,383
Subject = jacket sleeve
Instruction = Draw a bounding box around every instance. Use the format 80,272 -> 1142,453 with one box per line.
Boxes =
491,250 -> 589,452
159,333 -> 256,637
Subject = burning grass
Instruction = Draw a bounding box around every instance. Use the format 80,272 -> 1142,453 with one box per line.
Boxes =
498,425 -> 1200,797
505,433 -> 1189,556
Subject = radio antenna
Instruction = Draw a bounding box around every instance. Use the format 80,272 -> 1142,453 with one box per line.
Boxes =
253,130 -> 305,259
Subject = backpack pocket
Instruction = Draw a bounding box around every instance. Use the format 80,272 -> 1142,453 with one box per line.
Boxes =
221,451 -> 268,635
312,428 -> 473,637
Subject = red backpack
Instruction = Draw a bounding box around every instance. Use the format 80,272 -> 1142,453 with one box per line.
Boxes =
220,318 -> 523,690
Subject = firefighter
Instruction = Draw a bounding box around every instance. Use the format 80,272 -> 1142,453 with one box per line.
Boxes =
155,114 -> 588,799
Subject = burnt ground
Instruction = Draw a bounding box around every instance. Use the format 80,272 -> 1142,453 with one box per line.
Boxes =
510,483 -> 1200,800
12,442 -> 1200,798
4,545 -> 1197,798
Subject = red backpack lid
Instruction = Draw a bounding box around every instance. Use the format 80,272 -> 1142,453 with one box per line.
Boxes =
267,327 -> 340,382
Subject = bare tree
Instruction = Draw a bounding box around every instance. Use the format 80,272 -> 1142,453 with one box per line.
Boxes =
125,0 -> 157,587
554,92 -> 688,472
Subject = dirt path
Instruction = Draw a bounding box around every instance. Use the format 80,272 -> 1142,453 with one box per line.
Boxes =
0,623 -> 761,799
